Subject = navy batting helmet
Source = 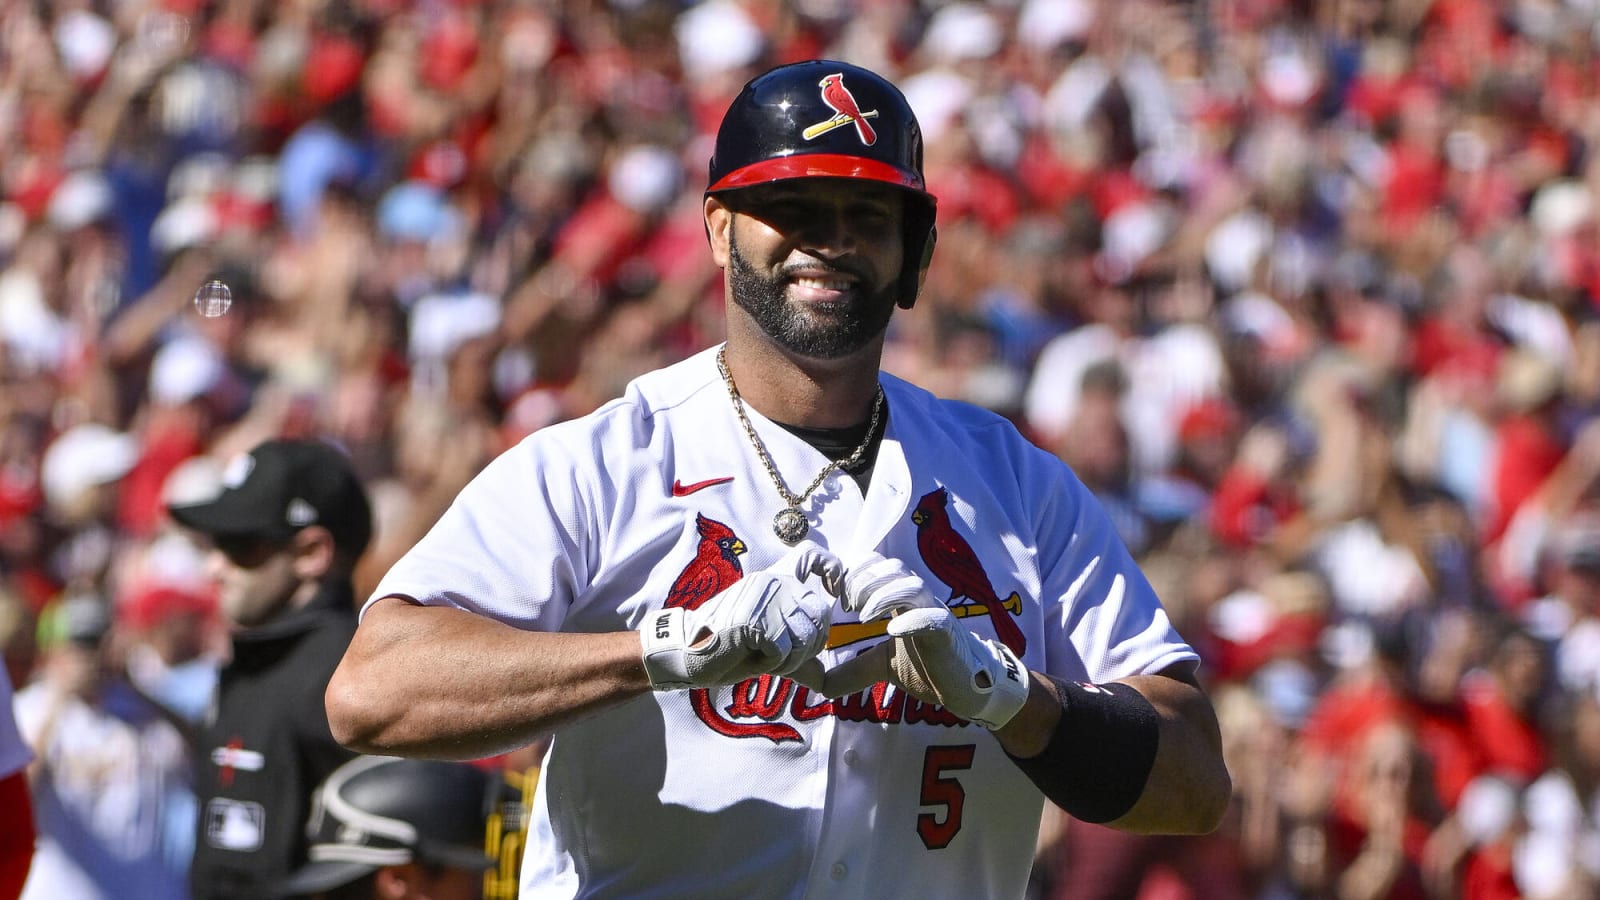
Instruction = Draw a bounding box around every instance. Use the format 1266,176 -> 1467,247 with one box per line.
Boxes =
707,60 -> 937,309
278,756 -> 502,896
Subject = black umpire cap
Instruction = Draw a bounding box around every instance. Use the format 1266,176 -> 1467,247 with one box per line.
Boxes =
167,439 -> 373,557
278,756 -> 502,896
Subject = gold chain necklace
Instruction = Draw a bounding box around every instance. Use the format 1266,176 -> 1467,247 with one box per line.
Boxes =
716,347 -> 884,544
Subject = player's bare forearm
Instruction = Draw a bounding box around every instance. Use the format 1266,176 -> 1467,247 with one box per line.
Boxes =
1104,670 -> 1230,834
326,596 -> 651,760
997,666 -> 1230,835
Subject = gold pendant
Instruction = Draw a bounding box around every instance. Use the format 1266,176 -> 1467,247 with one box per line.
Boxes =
773,507 -> 809,544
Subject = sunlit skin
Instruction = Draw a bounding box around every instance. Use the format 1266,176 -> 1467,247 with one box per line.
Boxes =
701,177 -> 906,436
718,178 -> 905,362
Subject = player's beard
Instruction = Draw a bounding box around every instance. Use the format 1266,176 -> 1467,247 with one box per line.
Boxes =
728,232 -> 897,360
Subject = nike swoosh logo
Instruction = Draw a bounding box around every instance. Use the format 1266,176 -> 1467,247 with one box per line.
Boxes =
672,477 -> 734,497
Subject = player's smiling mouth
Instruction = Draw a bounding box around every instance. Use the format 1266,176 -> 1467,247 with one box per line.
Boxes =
793,275 -> 853,291
785,266 -> 864,302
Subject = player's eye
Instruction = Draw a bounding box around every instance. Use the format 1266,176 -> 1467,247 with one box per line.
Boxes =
755,192 -> 811,217
851,204 -> 894,226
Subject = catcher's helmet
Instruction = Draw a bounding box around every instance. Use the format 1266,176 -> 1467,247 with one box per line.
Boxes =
708,60 -> 937,309
278,756 -> 502,895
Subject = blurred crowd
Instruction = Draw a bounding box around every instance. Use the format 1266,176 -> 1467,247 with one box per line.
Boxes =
9,0 -> 1600,897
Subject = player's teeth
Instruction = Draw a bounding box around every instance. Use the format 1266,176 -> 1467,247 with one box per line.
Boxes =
796,277 -> 851,291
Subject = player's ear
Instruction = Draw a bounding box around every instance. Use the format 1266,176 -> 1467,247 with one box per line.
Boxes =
373,864 -> 410,899
898,226 -> 936,310
705,195 -> 733,268
289,526 -> 336,581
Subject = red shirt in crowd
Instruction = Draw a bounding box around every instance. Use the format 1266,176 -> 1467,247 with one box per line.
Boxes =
1461,673 -> 1548,782
1485,413 -> 1566,545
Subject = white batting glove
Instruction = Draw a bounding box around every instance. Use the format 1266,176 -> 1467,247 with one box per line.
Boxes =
801,552 -> 1029,730
793,552 -> 931,696
784,544 -> 846,599
841,552 -> 940,619
775,546 -> 845,693
642,555 -> 838,691
881,607 -> 1030,729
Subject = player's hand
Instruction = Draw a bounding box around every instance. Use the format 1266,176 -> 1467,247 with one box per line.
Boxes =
878,607 -> 1030,729
840,552 -> 940,620
798,552 -> 1029,730
641,552 -> 839,691
784,544 -> 846,599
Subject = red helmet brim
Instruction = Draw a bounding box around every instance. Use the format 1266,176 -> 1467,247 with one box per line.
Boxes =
708,154 -> 925,193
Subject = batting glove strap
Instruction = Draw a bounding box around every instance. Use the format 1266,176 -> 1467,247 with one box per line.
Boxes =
641,607 -> 697,690
885,607 -> 1030,730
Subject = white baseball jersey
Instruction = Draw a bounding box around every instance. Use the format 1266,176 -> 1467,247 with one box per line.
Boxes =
372,345 -> 1199,900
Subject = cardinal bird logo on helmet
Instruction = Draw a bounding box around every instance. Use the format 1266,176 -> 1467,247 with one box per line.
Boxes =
803,73 -> 879,145
666,514 -> 746,610
912,487 -> 1027,654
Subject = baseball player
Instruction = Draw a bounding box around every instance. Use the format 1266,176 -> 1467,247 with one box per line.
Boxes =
328,60 -> 1229,899
278,756 -> 510,900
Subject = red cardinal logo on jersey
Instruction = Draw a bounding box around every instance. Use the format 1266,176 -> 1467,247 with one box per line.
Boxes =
666,514 -> 746,610
667,515 -> 805,742
912,487 -> 1027,654
670,510 -> 985,740
802,73 -> 879,145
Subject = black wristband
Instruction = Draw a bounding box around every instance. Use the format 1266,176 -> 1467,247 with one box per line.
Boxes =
1005,677 -> 1160,823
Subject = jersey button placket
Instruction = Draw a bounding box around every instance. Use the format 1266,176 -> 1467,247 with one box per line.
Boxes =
830,862 -> 848,880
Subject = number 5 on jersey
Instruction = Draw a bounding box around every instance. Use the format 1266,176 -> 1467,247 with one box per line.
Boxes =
918,744 -> 975,850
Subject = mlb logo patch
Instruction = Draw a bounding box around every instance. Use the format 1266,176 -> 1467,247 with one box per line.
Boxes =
206,798 -> 265,851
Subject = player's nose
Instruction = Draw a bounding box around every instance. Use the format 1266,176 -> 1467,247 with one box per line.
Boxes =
793,205 -> 861,258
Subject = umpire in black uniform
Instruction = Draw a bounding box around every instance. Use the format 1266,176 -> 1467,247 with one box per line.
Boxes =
168,439 -> 373,900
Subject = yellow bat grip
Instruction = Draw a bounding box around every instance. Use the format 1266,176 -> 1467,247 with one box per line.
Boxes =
824,592 -> 1021,649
